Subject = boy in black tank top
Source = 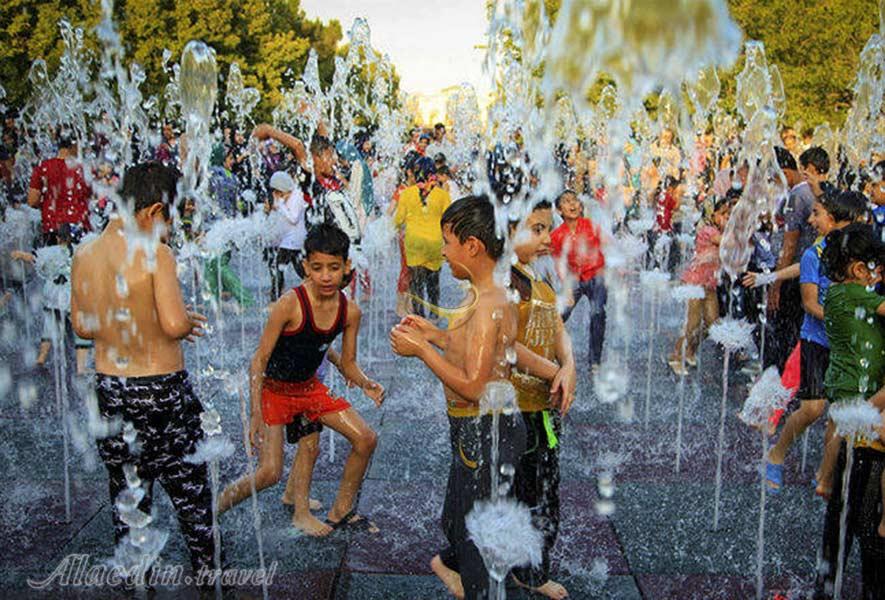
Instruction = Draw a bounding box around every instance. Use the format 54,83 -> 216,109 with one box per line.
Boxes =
219,225 -> 384,537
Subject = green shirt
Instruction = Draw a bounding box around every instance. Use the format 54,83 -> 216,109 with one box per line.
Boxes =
823,283 -> 885,402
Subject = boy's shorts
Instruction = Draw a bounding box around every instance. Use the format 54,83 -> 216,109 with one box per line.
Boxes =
261,377 -> 350,426
797,339 -> 829,401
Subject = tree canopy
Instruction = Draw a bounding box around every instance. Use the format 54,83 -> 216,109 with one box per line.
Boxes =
520,0 -> 880,130
0,0 -> 345,119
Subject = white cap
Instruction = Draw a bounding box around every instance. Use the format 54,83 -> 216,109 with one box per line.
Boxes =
269,171 -> 295,193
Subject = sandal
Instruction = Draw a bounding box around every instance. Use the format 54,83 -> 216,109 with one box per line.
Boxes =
325,509 -> 380,534
765,462 -> 784,494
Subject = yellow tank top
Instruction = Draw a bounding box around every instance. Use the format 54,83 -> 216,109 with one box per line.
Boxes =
510,263 -> 559,412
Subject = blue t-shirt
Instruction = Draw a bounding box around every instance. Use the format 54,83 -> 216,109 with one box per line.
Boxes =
871,204 -> 885,242
799,238 -> 829,348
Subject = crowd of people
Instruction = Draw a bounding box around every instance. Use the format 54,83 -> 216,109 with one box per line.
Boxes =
1,97 -> 884,599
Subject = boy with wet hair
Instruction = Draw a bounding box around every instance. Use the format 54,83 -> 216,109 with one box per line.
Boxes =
551,189 -> 606,368
218,223 -> 384,537
391,195 -> 565,599
252,124 -> 361,245
70,161 -> 220,586
509,198 -> 576,600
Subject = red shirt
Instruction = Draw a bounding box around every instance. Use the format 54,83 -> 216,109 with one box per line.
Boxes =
550,218 -> 604,282
29,157 -> 91,234
655,191 -> 677,232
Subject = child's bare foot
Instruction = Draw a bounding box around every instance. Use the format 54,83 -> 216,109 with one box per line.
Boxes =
878,519 -> 885,538
280,491 -> 322,511
513,575 -> 569,599
431,555 -> 464,599
535,580 -> 569,599
292,513 -> 332,537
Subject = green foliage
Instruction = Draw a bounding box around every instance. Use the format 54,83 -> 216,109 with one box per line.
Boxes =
534,0 -> 880,129
0,0 -> 370,121
725,0 -> 878,130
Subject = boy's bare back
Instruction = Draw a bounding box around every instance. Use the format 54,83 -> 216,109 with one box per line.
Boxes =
72,221 -> 187,377
443,285 -> 516,406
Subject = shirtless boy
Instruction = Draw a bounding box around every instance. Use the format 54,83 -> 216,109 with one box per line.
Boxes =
218,224 -> 384,536
70,162 -> 219,584
391,195 -> 565,599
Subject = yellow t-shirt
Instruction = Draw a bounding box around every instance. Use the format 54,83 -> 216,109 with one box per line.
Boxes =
394,185 -> 451,270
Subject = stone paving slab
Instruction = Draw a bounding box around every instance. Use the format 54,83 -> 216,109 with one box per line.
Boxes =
0,274 -> 871,599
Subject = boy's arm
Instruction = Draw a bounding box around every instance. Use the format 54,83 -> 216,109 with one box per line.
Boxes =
770,229 -> 800,309
27,187 -> 41,208
868,385 -> 885,412
153,244 -> 206,340
742,262 -> 800,288
391,302 -> 501,403
338,303 -> 385,406
253,124 -> 307,168
393,192 -> 406,227
800,282 -> 824,320
515,343 -> 559,380
399,315 -> 446,349
248,295 -> 295,446
9,250 -> 35,263
551,322 -> 577,415
327,347 -> 341,368
70,252 -> 94,340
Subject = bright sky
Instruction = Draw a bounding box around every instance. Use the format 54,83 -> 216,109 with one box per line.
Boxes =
300,0 -> 491,98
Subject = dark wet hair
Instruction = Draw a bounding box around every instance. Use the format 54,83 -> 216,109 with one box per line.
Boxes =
821,223 -> 883,283
121,161 -> 179,215
310,135 -> 334,156
56,126 -> 76,150
800,146 -> 830,175
533,199 -> 552,211
712,195 -> 732,215
434,123 -> 445,131
820,190 -> 868,223
775,146 -> 797,172
304,223 -> 350,260
554,189 -> 578,209
413,156 -> 436,183
440,195 -> 504,260
664,175 -> 681,190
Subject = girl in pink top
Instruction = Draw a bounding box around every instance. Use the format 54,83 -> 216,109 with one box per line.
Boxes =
668,198 -> 731,374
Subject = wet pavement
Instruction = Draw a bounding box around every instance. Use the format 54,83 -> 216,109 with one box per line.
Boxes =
0,265 -> 863,599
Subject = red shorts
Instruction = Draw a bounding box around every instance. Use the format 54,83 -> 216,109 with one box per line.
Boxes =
260,377 -> 350,426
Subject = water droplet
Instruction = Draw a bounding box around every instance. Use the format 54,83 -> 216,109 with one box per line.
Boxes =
491,309 -> 503,321
598,473 -> 615,498
18,382 -> 37,409
122,422 -> 137,444
0,366 -> 10,399
855,307 -> 867,320
595,499 -> 615,516
123,464 -> 141,489
115,274 -> 129,297
505,346 -> 517,364
114,308 -> 131,322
